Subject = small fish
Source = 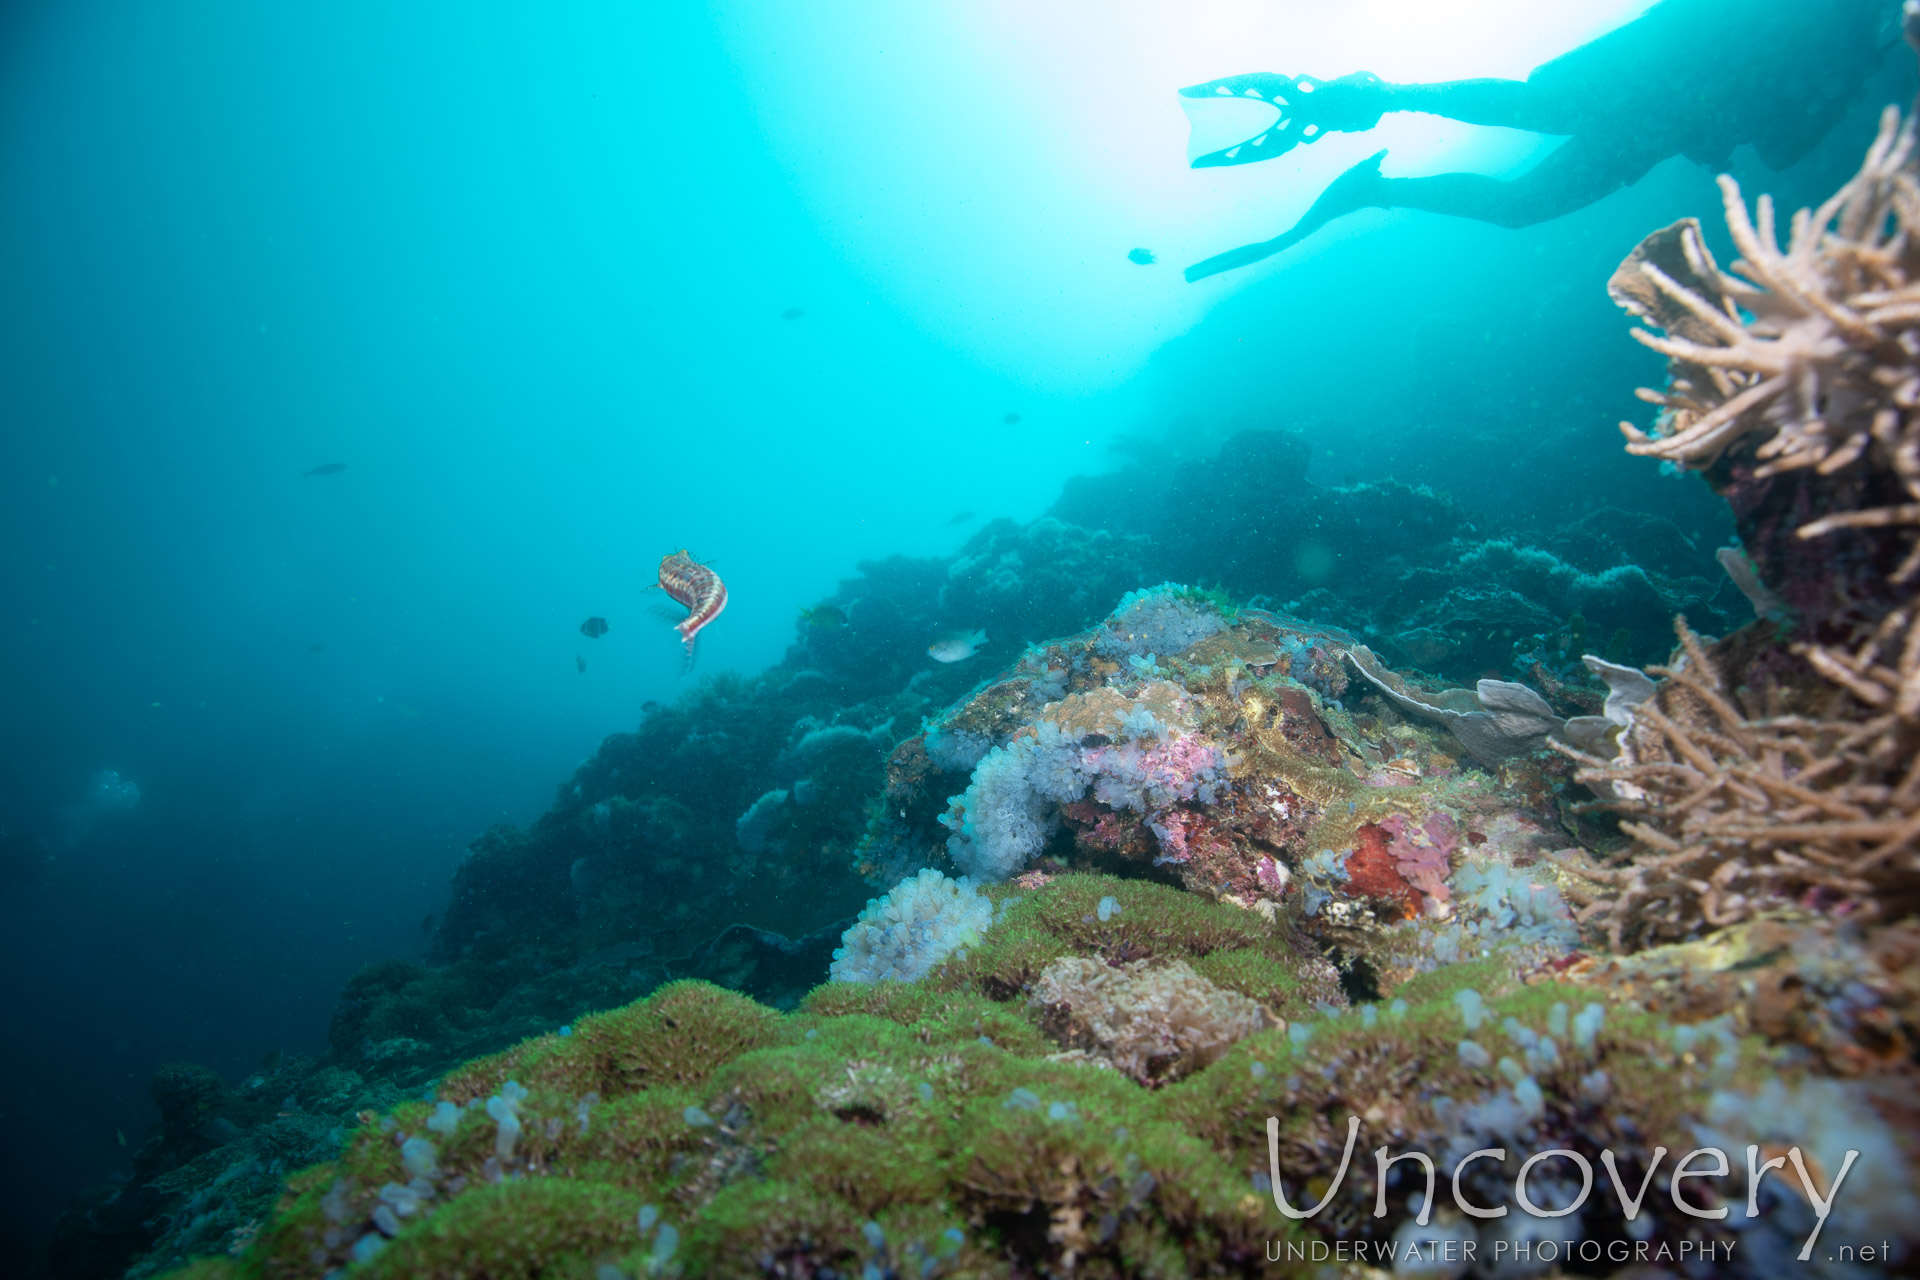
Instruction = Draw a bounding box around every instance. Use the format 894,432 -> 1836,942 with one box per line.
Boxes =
302,463 -> 347,477
928,628 -> 988,663
307,643 -> 325,654
580,616 -> 609,639
1127,247 -> 1157,265
945,510 -> 976,527
656,550 -> 727,668
575,654 -> 586,674
1002,412 -> 1021,425
799,604 -> 847,629
780,306 -> 805,321
115,1128 -> 126,1147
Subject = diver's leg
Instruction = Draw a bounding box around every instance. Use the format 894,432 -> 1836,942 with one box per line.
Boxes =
1304,75 -> 1559,133
1185,150 -> 1391,281
1375,78 -> 1581,134
1183,71 -> 1567,168
1364,133 -> 1654,227
1184,135 -> 1649,281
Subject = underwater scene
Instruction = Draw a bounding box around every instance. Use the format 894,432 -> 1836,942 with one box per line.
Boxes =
5,0 -> 1920,1276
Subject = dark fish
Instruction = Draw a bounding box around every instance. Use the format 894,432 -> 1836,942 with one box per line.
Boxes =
576,654 -> 587,673
945,510 -> 977,526
780,307 -> 806,321
1127,247 -> 1157,265
799,604 -> 847,630
580,616 -> 609,639
302,463 -> 347,477
1002,412 -> 1022,425
307,643 -> 325,654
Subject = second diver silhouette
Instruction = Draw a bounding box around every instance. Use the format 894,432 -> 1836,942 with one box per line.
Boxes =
1179,0 -> 1901,281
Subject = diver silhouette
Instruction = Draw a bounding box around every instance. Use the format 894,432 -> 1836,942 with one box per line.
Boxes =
1180,0 -> 1902,281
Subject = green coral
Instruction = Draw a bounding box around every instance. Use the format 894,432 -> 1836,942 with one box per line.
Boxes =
167,874 -> 1781,1280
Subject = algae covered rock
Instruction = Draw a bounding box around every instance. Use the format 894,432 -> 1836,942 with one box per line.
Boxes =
163,871 -> 1881,1280
1031,956 -> 1270,1086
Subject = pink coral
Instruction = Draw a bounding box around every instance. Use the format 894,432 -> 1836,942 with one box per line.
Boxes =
1255,855 -> 1288,895
1378,811 -> 1456,904
1146,808 -> 1239,871
1082,735 -> 1226,811
1148,809 -> 1196,863
1346,824 -> 1414,909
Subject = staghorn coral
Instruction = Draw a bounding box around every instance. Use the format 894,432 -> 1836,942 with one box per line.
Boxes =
1578,96 -> 1920,951
1555,618 -> 1920,949
1609,105 -> 1920,497
1613,107 -> 1920,690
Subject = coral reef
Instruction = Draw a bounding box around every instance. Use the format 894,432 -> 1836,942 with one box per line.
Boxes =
1051,430 -> 1735,679
859,584 -> 1597,1012
76,106 -> 1920,1276
103,575 -> 1920,1279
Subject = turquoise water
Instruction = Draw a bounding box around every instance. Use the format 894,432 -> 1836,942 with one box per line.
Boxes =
0,1 -> 1909,1273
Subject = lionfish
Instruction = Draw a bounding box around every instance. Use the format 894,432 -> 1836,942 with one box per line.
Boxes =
656,549 -> 727,668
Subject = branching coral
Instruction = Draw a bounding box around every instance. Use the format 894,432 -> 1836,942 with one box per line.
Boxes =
1611,105 -> 1920,685
1610,105 -> 1920,493
1579,100 -> 1920,949
1555,619 -> 1920,949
